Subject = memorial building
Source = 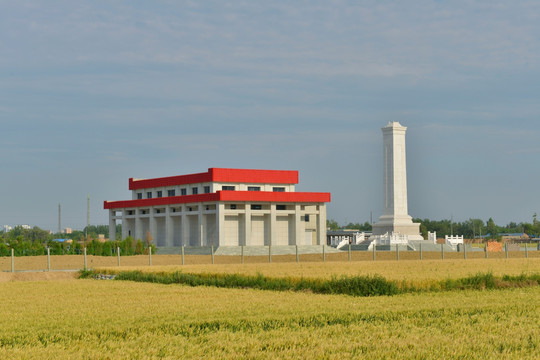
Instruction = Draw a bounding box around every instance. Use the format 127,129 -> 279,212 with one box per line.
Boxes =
104,168 -> 331,247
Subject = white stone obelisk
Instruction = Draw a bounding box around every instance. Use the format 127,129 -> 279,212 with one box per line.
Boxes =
372,122 -> 423,240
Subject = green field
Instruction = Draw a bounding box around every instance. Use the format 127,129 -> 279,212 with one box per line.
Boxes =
0,259 -> 539,359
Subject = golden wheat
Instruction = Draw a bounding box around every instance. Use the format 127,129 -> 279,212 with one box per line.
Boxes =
0,278 -> 538,359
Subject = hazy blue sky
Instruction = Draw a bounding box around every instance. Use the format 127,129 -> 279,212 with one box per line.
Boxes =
1,1 -> 540,231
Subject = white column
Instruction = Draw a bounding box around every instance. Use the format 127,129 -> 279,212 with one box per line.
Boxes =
373,122 -> 421,239
317,204 -> 326,246
165,206 -> 173,247
121,210 -> 128,240
269,204 -> 276,246
294,204 -> 302,246
135,210 -> 142,241
244,205 -> 252,246
109,210 -> 116,241
149,207 -> 157,245
198,206 -> 204,246
216,203 -> 225,246
181,205 -> 188,246
382,121 -> 409,217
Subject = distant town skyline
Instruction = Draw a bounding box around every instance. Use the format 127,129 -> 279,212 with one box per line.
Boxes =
1,1 -> 540,231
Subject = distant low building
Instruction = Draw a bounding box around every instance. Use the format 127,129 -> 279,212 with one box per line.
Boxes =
500,233 -> 529,242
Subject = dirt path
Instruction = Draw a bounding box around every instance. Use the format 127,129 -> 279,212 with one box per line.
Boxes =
0,271 -> 78,282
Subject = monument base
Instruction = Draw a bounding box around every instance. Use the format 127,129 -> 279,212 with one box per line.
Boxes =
372,215 -> 424,241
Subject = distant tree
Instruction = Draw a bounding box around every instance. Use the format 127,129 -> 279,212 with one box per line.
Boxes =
326,219 -> 340,231
135,239 -> 144,255
486,218 -> 500,240
343,222 -> 372,231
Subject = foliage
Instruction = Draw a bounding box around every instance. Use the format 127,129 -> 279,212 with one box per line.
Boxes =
326,219 -> 340,230
330,215 -> 540,239
343,222 -> 372,231
105,270 -> 399,297
84,269 -> 539,296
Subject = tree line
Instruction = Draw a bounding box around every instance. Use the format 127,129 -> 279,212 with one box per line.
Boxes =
327,216 -> 540,241
0,225 -> 156,256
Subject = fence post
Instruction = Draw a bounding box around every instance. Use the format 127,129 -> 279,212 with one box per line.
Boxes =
296,245 -> 299,263
47,247 -> 51,272
463,243 -> 467,260
396,244 -> 399,261
84,247 -> 87,271
525,242 -> 528,258
485,243 -> 488,259
149,246 -> 152,266
373,243 -> 376,261
505,243 -> 508,259
11,248 -> 14,273
211,245 -> 215,264
241,245 -> 244,264
181,245 -> 185,265
348,243 -> 351,261
441,244 -> 444,260
268,245 -> 272,263
419,243 -> 422,260
117,247 -> 121,266
322,244 -> 326,262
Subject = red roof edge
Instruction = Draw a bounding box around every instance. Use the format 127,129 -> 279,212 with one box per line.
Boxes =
128,168 -> 299,190
104,191 -> 330,209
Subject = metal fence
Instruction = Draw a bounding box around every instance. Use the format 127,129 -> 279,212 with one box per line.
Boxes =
1,244 -> 539,272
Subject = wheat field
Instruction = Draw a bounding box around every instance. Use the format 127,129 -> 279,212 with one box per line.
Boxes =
1,257 -> 539,359
100,257 -> 540,282
0,278 -> 538,359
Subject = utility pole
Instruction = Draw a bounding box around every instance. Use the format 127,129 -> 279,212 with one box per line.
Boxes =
86,195 -> 90,241
58,204 -> 61,234
450,215 -> 453,236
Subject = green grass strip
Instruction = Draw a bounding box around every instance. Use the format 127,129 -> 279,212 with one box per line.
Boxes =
79,270 -> 540,297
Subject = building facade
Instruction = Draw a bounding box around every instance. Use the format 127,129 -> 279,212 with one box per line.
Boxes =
104,168 -> 331,247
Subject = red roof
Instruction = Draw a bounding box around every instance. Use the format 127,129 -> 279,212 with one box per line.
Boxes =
104,191 -> 330,209
129,168 -> 299,190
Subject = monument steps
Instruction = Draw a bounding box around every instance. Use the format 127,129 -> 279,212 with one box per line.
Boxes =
156,245 -> 340,256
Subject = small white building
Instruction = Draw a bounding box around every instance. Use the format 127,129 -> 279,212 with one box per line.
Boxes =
104,168 -> 331,247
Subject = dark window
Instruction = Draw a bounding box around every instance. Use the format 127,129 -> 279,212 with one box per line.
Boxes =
156,209 -> 160,214
304,215 -> 310,222
172,208 -> 176,213
230,204 -> 237,210
251,204 -> 262,210
248,186 -> 261,191
128,210 -> 133,215
192,188 -> 198,195
188,207 -> 193,211
157,191 -> 163,198
147,192 -> 152,199
273,187 -> 285,192
276,205 -> 286,210
181,188 -> 187,196
141,210 -> 146,215
204,186 -> 210,194
222,186 -> 235,191
168,189 -> 176,197
137,193 -> 143,200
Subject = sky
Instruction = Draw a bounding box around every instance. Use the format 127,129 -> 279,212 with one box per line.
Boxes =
1,0 -> 540,231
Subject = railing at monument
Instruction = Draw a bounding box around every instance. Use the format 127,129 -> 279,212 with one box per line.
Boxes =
371,232 -> 409,245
